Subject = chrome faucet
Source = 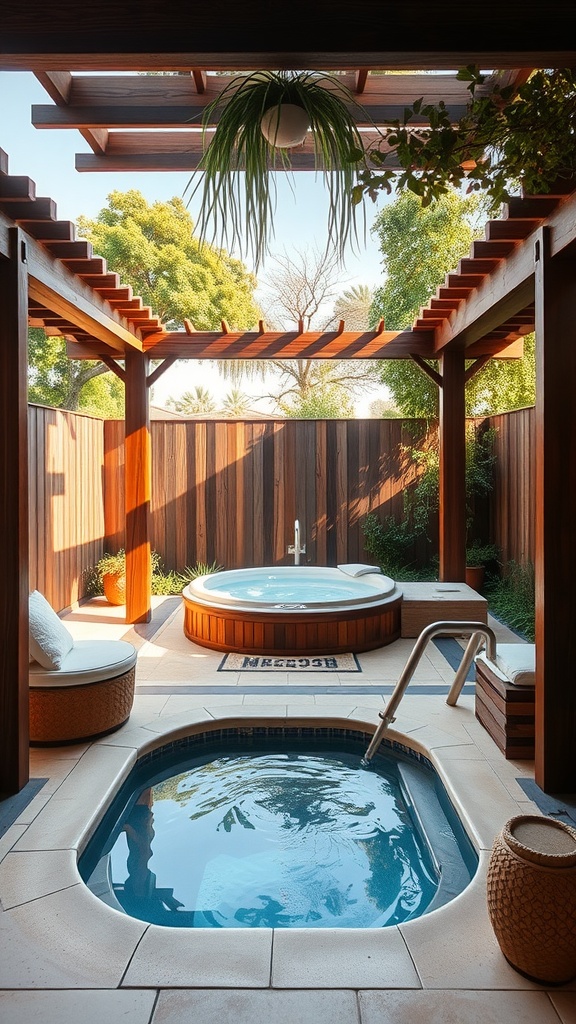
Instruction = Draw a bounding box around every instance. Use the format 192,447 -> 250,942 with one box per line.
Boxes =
287,518 -> 306,565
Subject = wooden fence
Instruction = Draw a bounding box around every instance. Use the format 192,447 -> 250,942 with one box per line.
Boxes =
28,405 -> 106,611
103,417 -> 431,571
487,406 -> 536,567
28,405 -> 536,612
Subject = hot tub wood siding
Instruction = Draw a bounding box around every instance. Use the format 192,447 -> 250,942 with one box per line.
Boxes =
183,594 -> 402,655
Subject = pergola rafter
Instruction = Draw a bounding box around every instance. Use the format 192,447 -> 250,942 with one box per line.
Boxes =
28,68 -> 532,172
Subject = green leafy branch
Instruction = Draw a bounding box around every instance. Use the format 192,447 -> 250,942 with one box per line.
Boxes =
353,67 -> 576,209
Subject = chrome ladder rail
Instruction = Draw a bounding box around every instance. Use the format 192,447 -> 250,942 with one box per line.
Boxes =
361,620 -> 497,766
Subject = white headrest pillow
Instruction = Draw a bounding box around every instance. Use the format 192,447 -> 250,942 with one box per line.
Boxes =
29,590 -> 75,670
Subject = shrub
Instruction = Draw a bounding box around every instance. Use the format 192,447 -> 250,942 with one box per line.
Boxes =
361,512 -> 436,580
84,551 -> 223,598
485,560 -> 535,641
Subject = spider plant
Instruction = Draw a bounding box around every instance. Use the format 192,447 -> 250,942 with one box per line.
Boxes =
185,70 -> 371,269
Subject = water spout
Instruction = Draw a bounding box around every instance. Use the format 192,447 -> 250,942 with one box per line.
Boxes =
287,518 -> 306,565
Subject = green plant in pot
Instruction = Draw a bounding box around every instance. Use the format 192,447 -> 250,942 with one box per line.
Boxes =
186,70 -> 370,269
96,550 -> 126,606
465,541 -> 500,591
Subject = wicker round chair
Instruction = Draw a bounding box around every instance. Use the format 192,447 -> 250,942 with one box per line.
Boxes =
28,590 -> 137,745
29,639 -> 137,745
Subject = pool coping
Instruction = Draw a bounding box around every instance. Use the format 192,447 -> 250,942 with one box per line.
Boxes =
0,705 -> 572,992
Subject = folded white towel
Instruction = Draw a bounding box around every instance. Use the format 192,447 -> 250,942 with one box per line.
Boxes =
337,563 -> 382,577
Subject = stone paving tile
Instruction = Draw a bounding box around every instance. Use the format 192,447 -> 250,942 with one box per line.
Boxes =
152,988 -> 360,1024
272,928 -> 421,989
358,990 -> 568,1024
0,990 -> 157,1024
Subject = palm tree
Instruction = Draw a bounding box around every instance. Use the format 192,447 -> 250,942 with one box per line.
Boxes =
220,388 -> 252,417
329,283 -> 376,331
166,386 -> 217,415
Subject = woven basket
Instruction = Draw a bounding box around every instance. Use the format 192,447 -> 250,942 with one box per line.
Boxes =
487,814 -> 576,984
29,665 -> 136,745
103,570 -> 126,606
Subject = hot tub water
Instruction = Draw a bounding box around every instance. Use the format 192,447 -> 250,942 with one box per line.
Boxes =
80,731 -> 477,929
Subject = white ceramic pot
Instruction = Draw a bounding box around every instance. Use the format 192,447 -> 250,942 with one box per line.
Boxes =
260,103 -> 310,148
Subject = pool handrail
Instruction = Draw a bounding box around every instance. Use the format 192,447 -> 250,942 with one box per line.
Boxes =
361,620 -> 497,765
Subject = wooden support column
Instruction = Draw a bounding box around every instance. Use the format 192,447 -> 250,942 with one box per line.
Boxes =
124,350 -> 151,624
0,229 -> 29,795
438,347 -> 466,581
534,226 -> 576,793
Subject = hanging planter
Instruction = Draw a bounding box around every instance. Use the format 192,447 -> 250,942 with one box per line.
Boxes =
260,102 -> 310,147
185,70 -> 371,269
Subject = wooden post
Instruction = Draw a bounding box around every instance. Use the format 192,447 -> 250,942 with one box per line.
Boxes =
438,348 -> 466,581
0,229 -> 29,794
124,350 -> 151,623
534,226 -> 576,793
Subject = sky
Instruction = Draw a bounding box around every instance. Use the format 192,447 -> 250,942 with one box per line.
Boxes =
0,70 -> 393,414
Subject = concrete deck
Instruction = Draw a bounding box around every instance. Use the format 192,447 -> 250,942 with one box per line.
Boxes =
1,597 -> 574,1024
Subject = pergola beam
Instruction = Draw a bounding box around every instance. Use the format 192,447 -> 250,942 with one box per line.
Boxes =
534,227 -> 576,793
433,191 -> 576,353
124,352 -> 152,624
73,131 -> 388,172
0,229 -> 30,795
0,211 -> 144,353
2,51 -> 574,72
143,328 -> 436,360
438,349 -> 467,582
33,70 -> 108,154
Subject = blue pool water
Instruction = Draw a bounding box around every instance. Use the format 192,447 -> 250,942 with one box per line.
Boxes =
80,729 -> 477,929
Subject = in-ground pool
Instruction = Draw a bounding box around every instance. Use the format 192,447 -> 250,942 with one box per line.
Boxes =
80,727 -> 477,929
182,566 -> 402,655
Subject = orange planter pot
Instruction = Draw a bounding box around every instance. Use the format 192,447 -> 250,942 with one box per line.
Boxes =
465,565 -> 485,591
103,570 -> 126,606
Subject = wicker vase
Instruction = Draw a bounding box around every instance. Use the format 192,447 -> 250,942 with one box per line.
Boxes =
487,814 -> 576,984
102,569 -> 126,606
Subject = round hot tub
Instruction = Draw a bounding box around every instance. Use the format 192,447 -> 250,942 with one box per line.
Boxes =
182,565 -> 402,655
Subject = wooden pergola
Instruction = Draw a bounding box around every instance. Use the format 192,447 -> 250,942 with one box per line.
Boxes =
1,5 -> 575,798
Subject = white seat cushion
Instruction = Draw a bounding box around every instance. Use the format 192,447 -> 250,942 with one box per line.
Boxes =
29,639 -> 137,688
476,643 -> 535,687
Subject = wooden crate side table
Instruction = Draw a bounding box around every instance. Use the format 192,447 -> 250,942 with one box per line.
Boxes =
400,582 -> 488,638
475,646 -> 535,759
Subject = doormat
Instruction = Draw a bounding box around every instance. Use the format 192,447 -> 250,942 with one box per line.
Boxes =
218,653 -> 361,672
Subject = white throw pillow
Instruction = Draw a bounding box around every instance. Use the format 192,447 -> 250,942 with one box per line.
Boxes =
29,590 -> 74,670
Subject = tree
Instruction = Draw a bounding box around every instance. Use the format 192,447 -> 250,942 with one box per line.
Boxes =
466,333 -> 535,415
224,246 -> 380,414
368,190 -> 535,416
278,369 -> 355,418
27,329 -> 124,415
261,246 -> 343,331
369,397 -> 403,418
165,387 -> 217,415
28,190 -> 262,415
77,190 -> 261,331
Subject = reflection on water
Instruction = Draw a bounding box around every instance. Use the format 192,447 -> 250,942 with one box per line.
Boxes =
97,752 -> 439,928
